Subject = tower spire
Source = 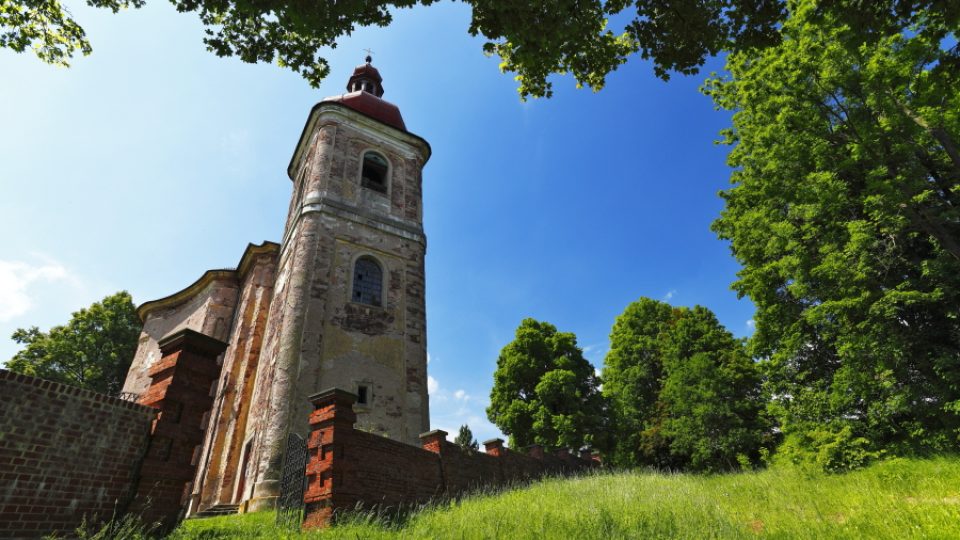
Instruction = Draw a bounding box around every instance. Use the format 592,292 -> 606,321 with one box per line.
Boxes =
324,61 -> 406,131
347,55 -> 384,97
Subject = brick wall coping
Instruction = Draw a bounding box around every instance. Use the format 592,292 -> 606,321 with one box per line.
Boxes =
0,368 -> 156,414
309,388 -> 358,407
158,328 -> 230,357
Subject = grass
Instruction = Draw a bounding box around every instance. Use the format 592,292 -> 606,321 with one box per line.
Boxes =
170,456 -> 960,539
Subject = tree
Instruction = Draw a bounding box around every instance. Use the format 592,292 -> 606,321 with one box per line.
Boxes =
0,0 -> 774,93
706,0 -> 960,469
6,291 -> 141,396
487,318 -> 605,450
7,0 -> 954,98
602,298 -> 767,470
600,297 -> 675,467
454,424 -> 480,453
657,306 -> 767,471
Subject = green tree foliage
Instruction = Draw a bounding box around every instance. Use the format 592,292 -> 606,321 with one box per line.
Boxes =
1,0 -> 777,93
706,0 -> 960,470
487,318 -> 604,449
601,298 -> 674,467
658,306 -> 768,471
9,0 -> 954,98
602,298 -> 767,471
454,424 -> 480,452
6,291 -> 141,396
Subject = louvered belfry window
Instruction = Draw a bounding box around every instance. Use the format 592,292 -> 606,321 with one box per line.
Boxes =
361,151 -> 388,193
352,257 -> 383,306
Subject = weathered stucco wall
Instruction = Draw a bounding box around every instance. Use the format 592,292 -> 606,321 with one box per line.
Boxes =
190,246 -> 278,512
243,103 -> 431,511
123,276 -> 240,396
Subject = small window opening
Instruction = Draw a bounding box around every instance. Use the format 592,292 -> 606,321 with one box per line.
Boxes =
361,151 -> 388,194
352,257 -> 383,306
357,385 -> 369,405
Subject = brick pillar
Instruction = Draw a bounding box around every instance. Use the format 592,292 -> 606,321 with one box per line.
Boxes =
556,447 -> 579,470
419,429 -> 448,455
483,438 -> 505,457
303,388 -> 357,529
419,430 -> 455,495
133,329 -> 227,532
526,444 -> 545,460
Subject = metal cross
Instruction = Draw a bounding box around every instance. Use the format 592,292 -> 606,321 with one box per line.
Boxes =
362,48 -> 375,63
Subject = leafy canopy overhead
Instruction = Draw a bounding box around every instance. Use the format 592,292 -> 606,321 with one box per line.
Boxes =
1,0 -> 766,95
487,318 -> 604,449
5,291 -> 141,396
10,0 -> 952,98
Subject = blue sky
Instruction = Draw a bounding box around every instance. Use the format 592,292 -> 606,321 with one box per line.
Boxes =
0,1 -> 753,442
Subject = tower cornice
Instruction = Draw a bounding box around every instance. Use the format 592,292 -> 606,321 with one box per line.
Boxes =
287,101 -> 431,182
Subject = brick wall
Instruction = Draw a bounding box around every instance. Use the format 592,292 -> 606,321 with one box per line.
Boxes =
0,370 -> 156,539
0,328 -> 227,538
303,389 -> 597,528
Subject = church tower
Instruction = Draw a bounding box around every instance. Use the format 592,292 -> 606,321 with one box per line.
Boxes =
243,59 -> 432,510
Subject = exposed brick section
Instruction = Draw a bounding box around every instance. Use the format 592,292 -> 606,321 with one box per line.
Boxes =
0,370 -> 156,539
131,329 -> 227,531
302,389 -> 597,529
191,249 -> 277,513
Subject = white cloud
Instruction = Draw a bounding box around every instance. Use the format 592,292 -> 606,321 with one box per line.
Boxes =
427,352 -> 432,364
663,289 -> 677,301
433,411 -> 502,444
0,258 -> 70,322
427,375 -> 439,394
430,380 -> 503,443
582,342 -> 608,364
746,319 -> 756,329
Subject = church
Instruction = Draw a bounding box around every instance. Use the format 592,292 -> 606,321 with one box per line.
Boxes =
120,58 -> 432,515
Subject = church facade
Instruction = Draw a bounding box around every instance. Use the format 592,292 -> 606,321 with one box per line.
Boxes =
121,60 -> 432,514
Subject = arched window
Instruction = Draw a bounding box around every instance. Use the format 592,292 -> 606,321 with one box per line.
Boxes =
361,151 -> 388,194
352,257 -> 383,306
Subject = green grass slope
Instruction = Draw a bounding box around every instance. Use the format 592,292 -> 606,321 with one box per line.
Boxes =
172,457 -> 960,539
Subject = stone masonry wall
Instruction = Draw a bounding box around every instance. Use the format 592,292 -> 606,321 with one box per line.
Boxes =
244,104 -> 431,511
0,370 -> 156,539
302,389 -> 596,528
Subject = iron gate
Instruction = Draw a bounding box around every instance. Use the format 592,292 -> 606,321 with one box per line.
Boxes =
276,432 -> 308,528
